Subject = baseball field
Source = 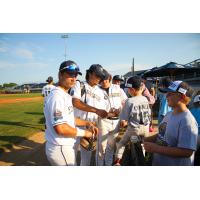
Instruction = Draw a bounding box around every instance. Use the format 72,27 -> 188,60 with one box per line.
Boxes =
0,93 -> 44,154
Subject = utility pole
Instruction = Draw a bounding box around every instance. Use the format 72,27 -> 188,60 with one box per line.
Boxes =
132,57 -> 135,76
61,34 -> 68,61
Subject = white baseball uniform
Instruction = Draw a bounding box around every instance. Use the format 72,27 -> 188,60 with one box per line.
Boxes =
97,84 -> 128,166
42,84 -> 56,105
44,87 -> 77,166
71,81 -> 107,166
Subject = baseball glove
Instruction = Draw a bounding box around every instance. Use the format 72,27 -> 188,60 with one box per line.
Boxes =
80,136 -> 97,151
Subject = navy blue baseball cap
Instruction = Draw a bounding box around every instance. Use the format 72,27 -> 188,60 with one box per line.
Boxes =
101,69 -> 110,80
87,64 -> 105,79
113,75 -> 124,81
125,76 -> 143,89
46,76 -> 53,82
59,60 -> 82,75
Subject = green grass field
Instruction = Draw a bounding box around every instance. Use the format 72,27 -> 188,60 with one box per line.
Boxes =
0,93 -> 44,153
0,93 -> 40,99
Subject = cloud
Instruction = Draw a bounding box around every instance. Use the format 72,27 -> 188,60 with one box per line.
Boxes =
0,39 -> 9,53
0,61 -> 48,70
0,61 -> 15,69
0,47 -> 9,53
15,48 -> 34,59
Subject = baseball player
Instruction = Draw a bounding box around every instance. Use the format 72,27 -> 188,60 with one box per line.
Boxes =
44,60 -> 98,166
42,76 -> 56,105
71,64 -> 108,166
97,70 -> 128,165
112,75 -> 124,86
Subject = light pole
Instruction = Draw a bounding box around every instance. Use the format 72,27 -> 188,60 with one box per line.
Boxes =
61,34 -> 68,61
132,57 -> 135,76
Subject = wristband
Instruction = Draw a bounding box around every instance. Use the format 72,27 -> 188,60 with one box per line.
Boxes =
76,128 -> 85,137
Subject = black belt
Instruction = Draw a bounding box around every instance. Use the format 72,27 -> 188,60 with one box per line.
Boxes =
107,117 -> 119,120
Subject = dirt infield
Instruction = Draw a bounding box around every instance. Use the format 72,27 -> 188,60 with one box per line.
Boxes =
0,96 -> 43,104
0,132 -> 49,166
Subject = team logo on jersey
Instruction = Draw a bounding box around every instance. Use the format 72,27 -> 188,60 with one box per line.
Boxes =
110,93 -> 120,97
67,106 -> 74,114
85,90 -> 101,101
104,95 -> 108,100
54,110 -> 63,121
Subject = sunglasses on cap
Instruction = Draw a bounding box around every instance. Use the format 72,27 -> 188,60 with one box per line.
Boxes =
60,64 -> 82,75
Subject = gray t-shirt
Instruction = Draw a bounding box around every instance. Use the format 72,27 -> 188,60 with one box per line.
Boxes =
153,109 -> 198,166
120,95 -> 151,128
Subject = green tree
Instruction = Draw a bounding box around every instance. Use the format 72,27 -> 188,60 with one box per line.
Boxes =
3,83 -> 18,88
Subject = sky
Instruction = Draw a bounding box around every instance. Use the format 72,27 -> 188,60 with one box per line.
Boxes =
0,33 -> 200,85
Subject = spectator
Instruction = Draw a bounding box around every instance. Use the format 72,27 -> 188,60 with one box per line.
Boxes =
142,80 -> 155,132
144,81 -> 198,166
190,93 -> 200,165
114,76 -> 151,166
158,77 -> 172,124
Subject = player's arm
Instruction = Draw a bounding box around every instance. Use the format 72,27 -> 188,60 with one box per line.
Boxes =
144,133 -> 158,142
54,123 -> 93,138
143,142 -> 194,157
72,98 -> 108,118
75,118 -> 96,127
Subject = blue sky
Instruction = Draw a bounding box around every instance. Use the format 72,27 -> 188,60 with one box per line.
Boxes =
0,33 -> 200,85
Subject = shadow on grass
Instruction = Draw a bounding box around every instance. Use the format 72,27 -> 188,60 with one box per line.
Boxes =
25,112 -> 43,115
0,120 -> 44,130
0,135 -> 50,166
24,111 -> 45,125
0,135 -> 26,148
38,116 -> 45,124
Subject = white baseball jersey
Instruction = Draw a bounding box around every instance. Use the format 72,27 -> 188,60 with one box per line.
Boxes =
42,84 -> 56,104
71,81 -> 107,123
44,87 -> 76,146
103,84 -> 128,112
96,84 -> 128,166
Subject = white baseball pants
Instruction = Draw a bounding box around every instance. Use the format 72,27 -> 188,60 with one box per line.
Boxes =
45,142 -> 76,166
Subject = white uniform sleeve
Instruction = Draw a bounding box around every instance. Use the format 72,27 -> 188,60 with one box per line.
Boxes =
49,95 -> 68,126
71,81 -> 81,99
42,86 -> 45,96
120,88 -> 128,103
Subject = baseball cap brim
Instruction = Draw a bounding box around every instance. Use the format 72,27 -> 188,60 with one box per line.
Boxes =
124,84 -> 132,88
158,87 -> 176,93
95,71 -> 105,79
193,95 -> 200,103
113,75 -> 124,81
65,70 -> 82,75
114,78 -> 124,81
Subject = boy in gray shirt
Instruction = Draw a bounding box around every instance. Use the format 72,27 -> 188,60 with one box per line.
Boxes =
114,76 -> 151,165
144,81 -> 198,166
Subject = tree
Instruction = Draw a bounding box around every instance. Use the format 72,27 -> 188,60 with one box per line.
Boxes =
3,83 -> 18,88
